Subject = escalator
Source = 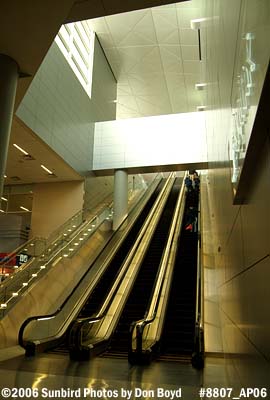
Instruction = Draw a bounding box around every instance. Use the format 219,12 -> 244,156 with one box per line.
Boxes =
159,189 -> 199,361
103,178 -> 182,358
48,179 -> 165,354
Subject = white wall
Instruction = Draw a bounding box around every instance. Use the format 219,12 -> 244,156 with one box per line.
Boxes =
202,0 -> 270,386
16,38 -> 117,175
93,112 -> 207,170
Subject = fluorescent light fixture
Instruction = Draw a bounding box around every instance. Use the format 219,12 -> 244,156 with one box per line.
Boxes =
63,254 -> 69,257
0,304 -> 7,309
0,209 -> 4,213
1,196 -> 7,201
197,106 -> 207,111
22,282 -> 28,287
41,164 -> 53,174
20,206 -> 30,212
13,143 -> 29,155
72,225 -> 76,228
4,175 -> 7,178
12,292 -> 19,297
14,265 -> 19,269
74,243 -> 79,246
40,265 -> 46,269
190,17 -> 209,30
32,273 -> 37,277
37,316 -> 56,321
195,83 -> 207,90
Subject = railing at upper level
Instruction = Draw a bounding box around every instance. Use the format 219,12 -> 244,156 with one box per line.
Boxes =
0,206 -> 113,318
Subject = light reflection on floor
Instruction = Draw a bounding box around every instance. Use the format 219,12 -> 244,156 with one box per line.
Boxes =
0,353 -> 234,400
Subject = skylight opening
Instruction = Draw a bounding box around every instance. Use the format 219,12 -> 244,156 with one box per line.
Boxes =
55,20 -> 95,98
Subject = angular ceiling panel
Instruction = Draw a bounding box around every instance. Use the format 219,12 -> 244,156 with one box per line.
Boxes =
155,28 -> 180,45
89,1 -> 205,119
181,45 -> 200,61
87,18 -> 110,33
179,28 -> 199,45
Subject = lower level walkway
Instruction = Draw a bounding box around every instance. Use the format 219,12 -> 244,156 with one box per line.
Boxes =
0,349 -> 235,400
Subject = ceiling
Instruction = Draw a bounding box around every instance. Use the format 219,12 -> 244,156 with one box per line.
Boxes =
1,0 -> 205,187
5,116 -> 82,186
87,0 -> 204,119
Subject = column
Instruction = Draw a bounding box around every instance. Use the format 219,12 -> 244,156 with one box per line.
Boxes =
113,169 -> 128,231
0,54 -> 19,200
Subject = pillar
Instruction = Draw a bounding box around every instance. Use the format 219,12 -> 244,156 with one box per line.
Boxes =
113,169 -> 128,231
0,54 -> 19,200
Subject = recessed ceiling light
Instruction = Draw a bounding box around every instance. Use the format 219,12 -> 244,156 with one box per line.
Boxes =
41,164 -> 53,174
197,106 -> 207,111
4,175 -> 7,178
20,206 -> 30,212
195,83 -> 207,90
13,143 -> 29,155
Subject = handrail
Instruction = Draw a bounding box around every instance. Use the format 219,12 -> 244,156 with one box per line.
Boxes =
0,209 -> 85,271
0,237 -> 45,269
191,196 -> 204,369
68,174 -> 175,356
0,205 -> 112,317
129,173 -> 186,359
18,175 -> 162,353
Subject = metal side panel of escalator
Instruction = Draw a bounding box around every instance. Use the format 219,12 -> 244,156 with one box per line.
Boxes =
158,188 -> 199,362
101,178 -> 183,359
47,179 -> 166,356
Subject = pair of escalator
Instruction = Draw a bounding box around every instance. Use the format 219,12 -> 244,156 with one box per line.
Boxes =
21,177 -> 200,365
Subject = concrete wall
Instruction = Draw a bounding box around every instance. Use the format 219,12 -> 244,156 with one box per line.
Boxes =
201,0 -> 270,386
16,37 -> 117,175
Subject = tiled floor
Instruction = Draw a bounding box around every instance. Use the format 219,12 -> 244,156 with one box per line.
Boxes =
0,349 -> 235,400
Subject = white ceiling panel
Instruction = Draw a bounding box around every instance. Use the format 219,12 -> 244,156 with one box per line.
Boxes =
181,45 -> 200,60
152,8 -> 179,28
96,32 -> 115,48
183,60 -> 201,74
179,28 -> 199,45
156,28 -> 180,45
176,7 -> 201,28
165,74 -> 186,90
87,0 -> 205,119
117,84 -> 134,96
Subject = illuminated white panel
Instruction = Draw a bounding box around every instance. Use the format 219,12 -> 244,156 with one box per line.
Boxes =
93,112 -> 207,170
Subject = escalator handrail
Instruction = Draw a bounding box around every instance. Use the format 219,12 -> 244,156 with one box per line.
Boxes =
129,173 -> 187,354
18,175 -> 162,349
69,174 -> 176,349
194,197 -> 204,351
195,198 -> 202,326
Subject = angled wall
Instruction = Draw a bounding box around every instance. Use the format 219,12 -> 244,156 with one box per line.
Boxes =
16,37 -> 117,175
